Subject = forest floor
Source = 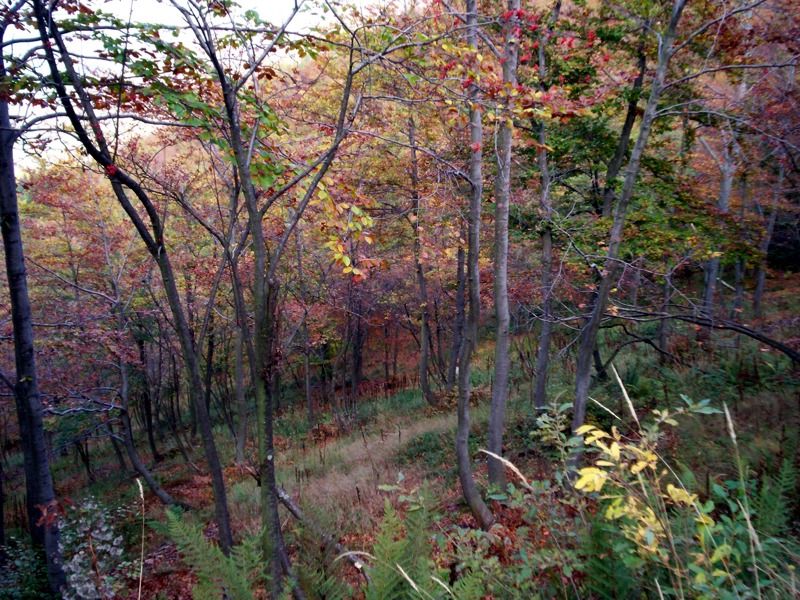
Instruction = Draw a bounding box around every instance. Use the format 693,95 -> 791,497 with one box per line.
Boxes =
125,399 -> 464,598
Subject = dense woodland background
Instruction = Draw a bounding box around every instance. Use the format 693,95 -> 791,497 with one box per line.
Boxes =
1,0 -> 799,597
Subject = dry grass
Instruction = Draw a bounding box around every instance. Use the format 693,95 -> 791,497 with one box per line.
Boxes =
277,412 -> 457,534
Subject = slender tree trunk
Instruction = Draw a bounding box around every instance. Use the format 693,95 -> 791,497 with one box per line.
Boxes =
657,267 -> 672,364
383,319 -> 391,389
392,321 -> 399,380
571,0 -> 687,458
409,117 -> 438,406
601,44 -> 647,218
74,441 -> 95,484
457,0 -> 494,530
235,325 -> 248,465
0,88 -> 66,594
0,453 -> 5,558
305,350 -> 315,428
754,162 -> 784,317
700,132 -> 736,338
531,1 -> 561,409
137,339 -> 161,463
203,316 -> 216,418
488,0 -> 520,487
117,330 -> 183,506
446,228 -> 467,394
106,422 -> 130,474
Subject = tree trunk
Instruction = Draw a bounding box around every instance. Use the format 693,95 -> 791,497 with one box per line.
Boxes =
446,228 -> 467,394
383,319 -> 391,391
531,1 -> 561,409
118,334 -> 184,506
488,0 -> 520,488
203,317 -> 216,418
700,131 -> 736,338
106,422 -> 130,474
235,325 -> 248,465
457,0 -> 494,530
74,441 -> 95,484
409,117 -> 438,406
0,86 -> 66,594
571,0 -> 687,461
754,162 -> 784,317
305,350 -> 315,428
657,267 -> 672,364
601,44 -> 647,218
0,453 -> 5,558
137,339 -> 162,463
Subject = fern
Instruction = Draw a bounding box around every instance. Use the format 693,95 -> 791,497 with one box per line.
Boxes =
366,499 -> 436,600
754,459 -> 797,538
582,516 -> 638,600
166,508 -> 263,599
290,520 -> 354,600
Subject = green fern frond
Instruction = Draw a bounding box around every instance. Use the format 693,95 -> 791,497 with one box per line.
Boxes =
754,459 -> 797,538
166,508 -> 261,600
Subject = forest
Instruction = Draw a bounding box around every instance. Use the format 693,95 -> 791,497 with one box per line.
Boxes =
0,0 -> 798,597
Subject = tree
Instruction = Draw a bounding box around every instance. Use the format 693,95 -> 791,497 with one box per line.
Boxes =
0,1 -> 65,591
571,0 -> 687,457
487,0 -> 521,488
456,0 -> 494,530
32,0 -> 235,552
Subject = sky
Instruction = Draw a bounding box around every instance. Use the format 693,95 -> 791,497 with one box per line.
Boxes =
96,0 -> 378,31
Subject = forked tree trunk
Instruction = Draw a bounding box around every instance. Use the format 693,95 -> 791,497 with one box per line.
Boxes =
488,0 -> 520,488
34,1 -> 234,552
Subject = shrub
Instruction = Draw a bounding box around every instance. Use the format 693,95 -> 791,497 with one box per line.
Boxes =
60,496 -> 131,600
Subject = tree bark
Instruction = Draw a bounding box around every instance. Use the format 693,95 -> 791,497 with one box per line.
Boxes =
488,0 -> 520,488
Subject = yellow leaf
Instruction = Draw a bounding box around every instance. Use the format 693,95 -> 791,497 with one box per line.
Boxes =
694,571 -> 708,584
609,442 -> 621,461
696,513 -> 715,527
710,544 -> 732,564
666,484 -> 696,505
575,467 -> 608,493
